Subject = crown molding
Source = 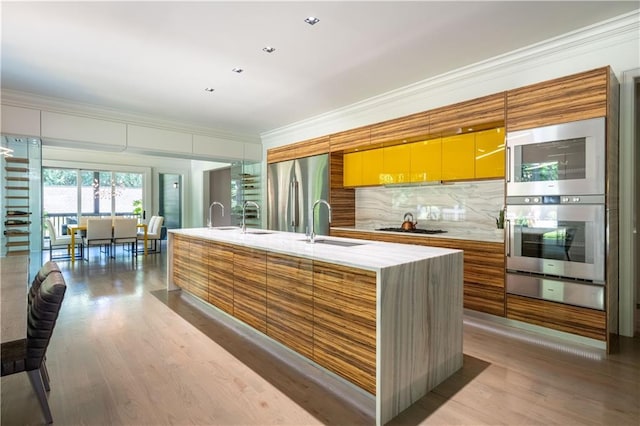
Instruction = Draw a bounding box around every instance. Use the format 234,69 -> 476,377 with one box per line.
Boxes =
0,89 -> 261,145
261,9 -> 640,149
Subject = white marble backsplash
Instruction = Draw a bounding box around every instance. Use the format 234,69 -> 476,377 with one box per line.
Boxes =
355,180 -> 504,240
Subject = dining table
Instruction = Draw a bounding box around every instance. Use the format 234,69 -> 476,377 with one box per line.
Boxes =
67,223 -> 148,262
0,255 -> 29,346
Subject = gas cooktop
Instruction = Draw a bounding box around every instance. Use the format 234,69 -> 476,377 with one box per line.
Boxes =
375,227 -> 447,234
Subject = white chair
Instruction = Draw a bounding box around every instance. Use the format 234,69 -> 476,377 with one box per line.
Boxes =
45,219 -> 81,260
82,219 -> 113,261
137,216 -> 164,253
112,218 -> 138,258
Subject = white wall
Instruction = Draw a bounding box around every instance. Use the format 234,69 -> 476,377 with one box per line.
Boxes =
260,10 -> 640,337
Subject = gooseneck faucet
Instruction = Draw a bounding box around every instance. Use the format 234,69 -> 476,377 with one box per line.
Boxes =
241,201 -> 260,234
208,201 -> 224,228
309,199 -> 332,244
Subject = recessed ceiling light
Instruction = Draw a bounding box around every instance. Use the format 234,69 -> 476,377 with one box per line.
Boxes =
232,67 -> 244,73
204,88 -> 214,92
304,16 -> 320,25
262,46 -> 276,53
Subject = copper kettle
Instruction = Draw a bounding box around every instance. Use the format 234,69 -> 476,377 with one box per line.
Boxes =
401,212 -> 417,231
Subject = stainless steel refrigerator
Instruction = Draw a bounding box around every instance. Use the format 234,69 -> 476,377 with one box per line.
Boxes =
267,153 -> 329,235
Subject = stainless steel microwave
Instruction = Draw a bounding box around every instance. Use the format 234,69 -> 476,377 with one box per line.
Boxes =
506,117 -> 605,196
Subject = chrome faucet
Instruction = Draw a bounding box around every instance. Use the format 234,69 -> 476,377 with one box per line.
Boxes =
241,201 -> 260,234
309,199 -> 332,244
208,201 -> 224,228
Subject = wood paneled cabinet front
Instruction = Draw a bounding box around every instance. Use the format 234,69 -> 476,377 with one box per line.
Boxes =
171,235 -> 191,292
189,239 -> 210,301
266,253 -> 314,359
208,241 -> 235,315
506,67 -> 609,131
312,261 -> 377,395
233,246 -> 267,334
329,229 -> 505,317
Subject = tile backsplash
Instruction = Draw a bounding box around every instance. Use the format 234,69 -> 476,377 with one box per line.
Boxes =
355,180 -> 504,239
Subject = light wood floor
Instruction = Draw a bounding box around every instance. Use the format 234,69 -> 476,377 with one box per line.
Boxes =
2,248 -> 639,425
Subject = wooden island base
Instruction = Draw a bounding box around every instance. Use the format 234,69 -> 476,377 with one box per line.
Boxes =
168,228 -> 463,425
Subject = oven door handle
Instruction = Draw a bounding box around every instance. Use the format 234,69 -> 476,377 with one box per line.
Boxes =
505,219 -> 511,257
506,146 -> 511,183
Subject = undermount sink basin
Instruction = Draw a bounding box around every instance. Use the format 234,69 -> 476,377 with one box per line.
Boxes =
244,231 -> 273,235
299,238 -> 366,247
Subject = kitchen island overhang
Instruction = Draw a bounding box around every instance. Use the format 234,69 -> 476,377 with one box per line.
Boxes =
167,228 -> 463,425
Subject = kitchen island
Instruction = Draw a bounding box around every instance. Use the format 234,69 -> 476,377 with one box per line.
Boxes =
167,228 -> 463,425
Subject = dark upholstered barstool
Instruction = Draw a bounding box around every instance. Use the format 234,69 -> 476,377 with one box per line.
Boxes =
1,270 -> 67,424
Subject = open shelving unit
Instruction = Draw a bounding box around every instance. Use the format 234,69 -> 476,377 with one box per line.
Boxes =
230,161 -> 262,228
3,157 -> 31,256
1,136 -> 42,257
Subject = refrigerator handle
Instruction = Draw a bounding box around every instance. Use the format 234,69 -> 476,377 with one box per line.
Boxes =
290,181 -> 299,228
506,147 -> 511,183
505,219 -> 511,257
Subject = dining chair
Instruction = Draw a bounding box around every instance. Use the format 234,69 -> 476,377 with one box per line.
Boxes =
138,216 -> 164,253
45,219 -> 81,261
112,218 -> 138,258
27,261 -> 62,392
82,218 -> 113,261
1,270 -> 67,424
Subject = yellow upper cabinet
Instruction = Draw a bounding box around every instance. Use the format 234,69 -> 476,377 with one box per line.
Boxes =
410,137 -> 442,182
382,143 -> 411,184
361,148 -> 384,186
475,127 -> 505,178
441,133 -> 475,181
343,151 -> 363,187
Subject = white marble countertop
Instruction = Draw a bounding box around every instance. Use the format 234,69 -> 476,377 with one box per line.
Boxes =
170,227 -> 460,271
331,226 -> 505,243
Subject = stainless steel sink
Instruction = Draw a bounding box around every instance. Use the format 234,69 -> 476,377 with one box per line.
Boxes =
299,238 -> 366,247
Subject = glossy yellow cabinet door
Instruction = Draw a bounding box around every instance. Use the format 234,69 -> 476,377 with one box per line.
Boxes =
343,151 -> 362,187
410,137 -> 442,182
475,127 -> 505,178
382,143 -> 411,184
441,133 -> 475,181
361,148 -> 384,186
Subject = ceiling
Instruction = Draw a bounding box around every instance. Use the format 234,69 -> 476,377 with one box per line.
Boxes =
1,1 -> 637,137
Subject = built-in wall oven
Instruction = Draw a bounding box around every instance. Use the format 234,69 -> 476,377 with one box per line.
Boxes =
505,117 -> 607,311
506,117 -> 605,196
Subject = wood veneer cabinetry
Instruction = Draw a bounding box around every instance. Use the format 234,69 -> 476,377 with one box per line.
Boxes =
506,67 -> 609,131
266,253 -> 314,359
329,229 -> 505,316
329,152 -> 355,228
189,239 -> 210,301
267,136 -> 330,163
208,241 -> 234,315
430,93 -> 505,135
370,111 -> 429,145
312,260 -> 377,395
171,234 -> 191,291
329,126 -> 371,152
233,246 -> 267,333
506,294 -> 606,340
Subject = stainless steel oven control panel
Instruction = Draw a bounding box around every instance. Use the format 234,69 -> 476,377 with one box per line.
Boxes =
507,195 -> 605,205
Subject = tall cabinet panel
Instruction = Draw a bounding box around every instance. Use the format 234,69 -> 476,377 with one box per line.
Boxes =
1,136 -> 42,257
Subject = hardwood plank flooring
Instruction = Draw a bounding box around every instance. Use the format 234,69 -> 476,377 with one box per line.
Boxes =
2,249 -> 638,425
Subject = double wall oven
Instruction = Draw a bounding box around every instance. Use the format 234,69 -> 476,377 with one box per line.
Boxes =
505,117 -> 607,311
